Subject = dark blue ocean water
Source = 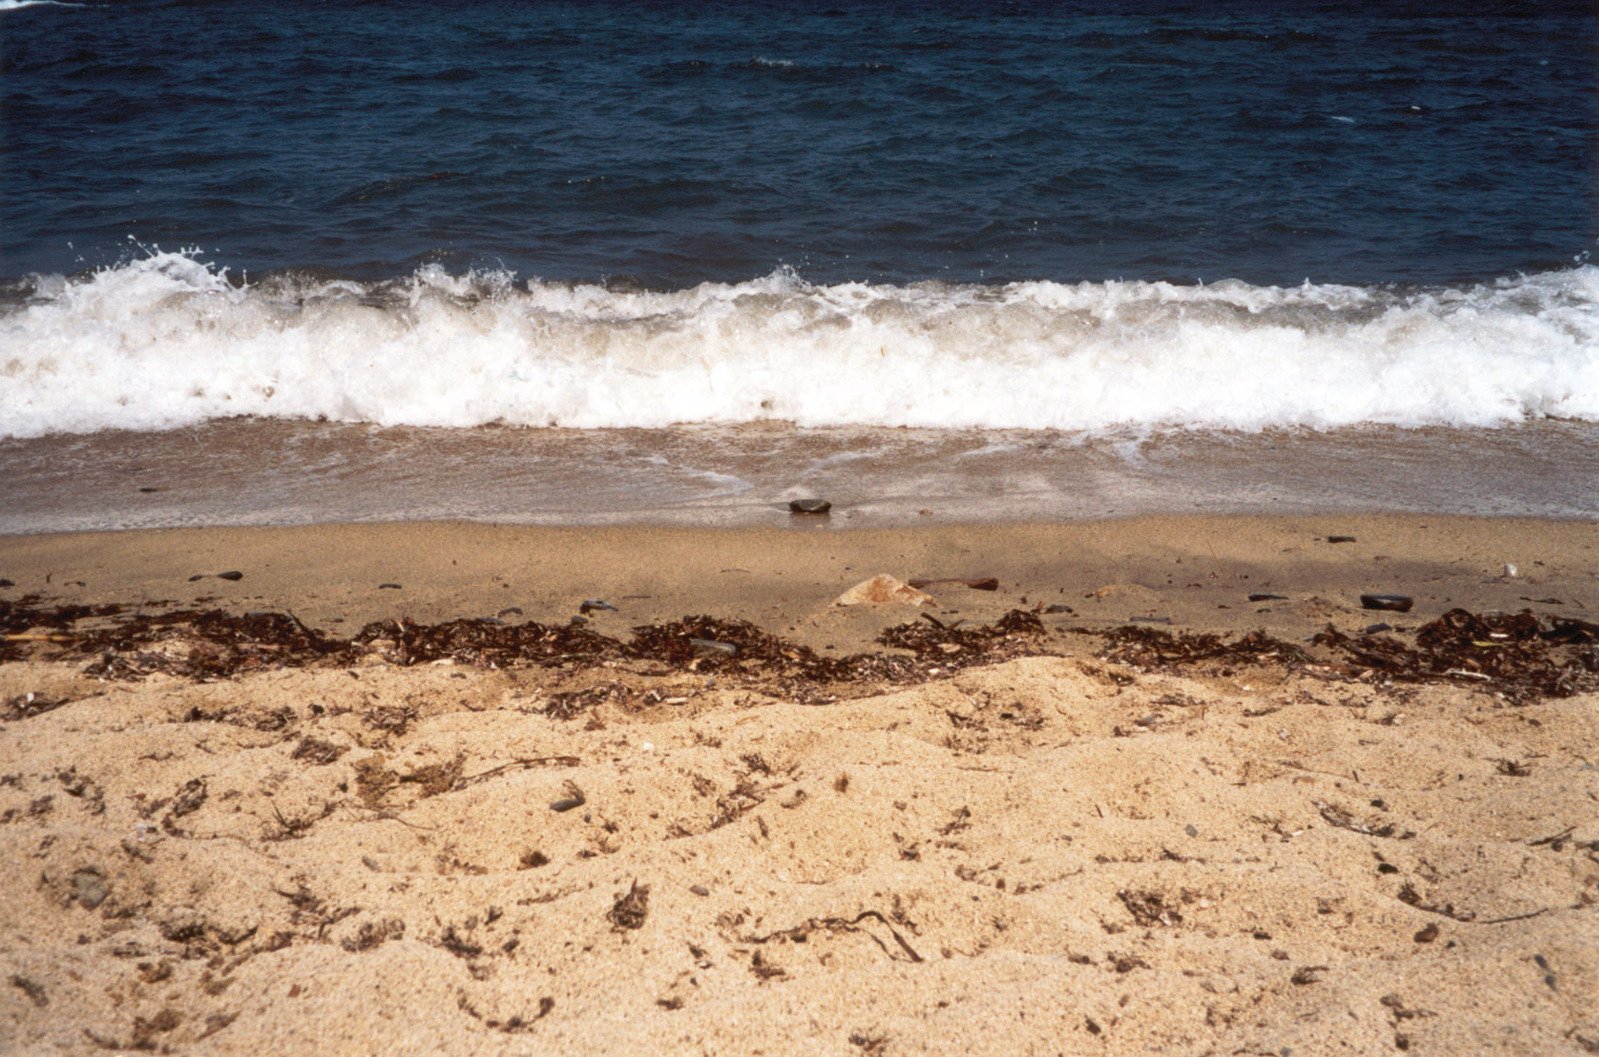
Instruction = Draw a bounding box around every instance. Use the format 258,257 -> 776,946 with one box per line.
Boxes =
3,0 -> 1595,288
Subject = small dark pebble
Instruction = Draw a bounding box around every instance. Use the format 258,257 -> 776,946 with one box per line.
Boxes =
0,579 -> 13,588
689,885 -> 710,897
1326,535 -> 1357,544
1360,594 -> 1413,613
1363,622 -> 1393,635
378,583 -> 402,590
187,574 -> 205,582
1248,593 -> 1288,602
549,779 -> 586,812
580,599 -> 618,614
216,571 -> 244,582
137,487 -> 161,493
788,498 -> 832,515
1045,604 -> 1074,614
1377,863 -> 1399,875
569,615 -> 589,626
1184,823 -> 1198,837
1413,923 -> 1439,943
497,607 -> 523,618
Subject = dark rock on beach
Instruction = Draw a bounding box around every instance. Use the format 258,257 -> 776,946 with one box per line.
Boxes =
788,499 -> 832,515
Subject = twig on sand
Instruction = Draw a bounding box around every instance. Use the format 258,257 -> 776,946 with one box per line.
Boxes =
459,756 -> 581,786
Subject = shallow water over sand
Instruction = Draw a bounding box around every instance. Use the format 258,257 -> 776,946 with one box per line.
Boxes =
2,419 -> 1594,534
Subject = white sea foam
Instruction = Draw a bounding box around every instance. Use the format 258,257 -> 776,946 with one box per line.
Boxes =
0,0 -> 84,10
2,252 -> 1596,439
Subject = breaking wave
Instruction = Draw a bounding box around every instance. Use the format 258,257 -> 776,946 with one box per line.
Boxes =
1,252 -> 1595,439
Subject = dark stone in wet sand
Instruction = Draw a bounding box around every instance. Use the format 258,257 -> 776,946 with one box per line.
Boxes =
216,571 -> 244,582
378,583 -> 402,590
580,599 -> 618,614
1248,593 -> 1288,602
788,499 -> 832,514
1325,535 -> 1357,544
1360,594 -> 1413,612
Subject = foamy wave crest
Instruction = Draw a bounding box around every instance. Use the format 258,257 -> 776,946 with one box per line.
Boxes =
2,252 -> 1596,438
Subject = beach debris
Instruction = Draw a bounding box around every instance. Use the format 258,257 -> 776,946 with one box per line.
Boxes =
788,498 -> 832,514
690,637 -> 737,657
1118,889 -> 1183,927
550,780 -> 586,813
1315,800 -> 1408,839
378,582 -> 402,590
1360,594 -> 1413,612
746,909 -> 923,963
1249,593 -> 1288,602
71,867 -> 109,910
1313,608 -> 1599,700
607,879 -> 650,930
834,575 -> 933,607
291,737 -> 347,766
579,599 -> 618,614
497,607 -> 522,618
1045,603 -> 1074,614
1325,535 -> 1357,544
908,577 -> 999,591
3,692 -> 68,721
1129,615 -> 1173,625
1097,626 -> 1305,669
9,975 -> 47,1008
216,571 -> 244,581
1503,563 -> 1518,578
356,616 -> 616,668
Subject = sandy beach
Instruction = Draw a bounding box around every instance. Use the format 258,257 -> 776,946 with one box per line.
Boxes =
0,514 -> 1595,1055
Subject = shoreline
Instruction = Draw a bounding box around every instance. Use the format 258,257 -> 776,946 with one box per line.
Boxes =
2,513 -> 1596,1055
4,419 -> 1597,535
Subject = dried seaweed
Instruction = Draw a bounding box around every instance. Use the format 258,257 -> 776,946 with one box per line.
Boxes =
607,879 -> 650,931
747,909 -> 924,963
5,593 -> 1594,707
1118,889 -> 1183,927
1099,626 -> 1306,669
1314,608 -> 1599,700
355,617 -> 618,668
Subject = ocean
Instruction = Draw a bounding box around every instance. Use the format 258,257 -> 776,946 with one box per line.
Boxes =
2,0 -> 1596,530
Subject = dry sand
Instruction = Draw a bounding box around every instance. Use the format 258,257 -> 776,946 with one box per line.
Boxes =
1,515 -> 1596,1055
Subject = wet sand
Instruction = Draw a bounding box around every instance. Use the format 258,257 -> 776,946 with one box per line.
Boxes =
3,419 -> 1597,535
1,515 -> 1596,1055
